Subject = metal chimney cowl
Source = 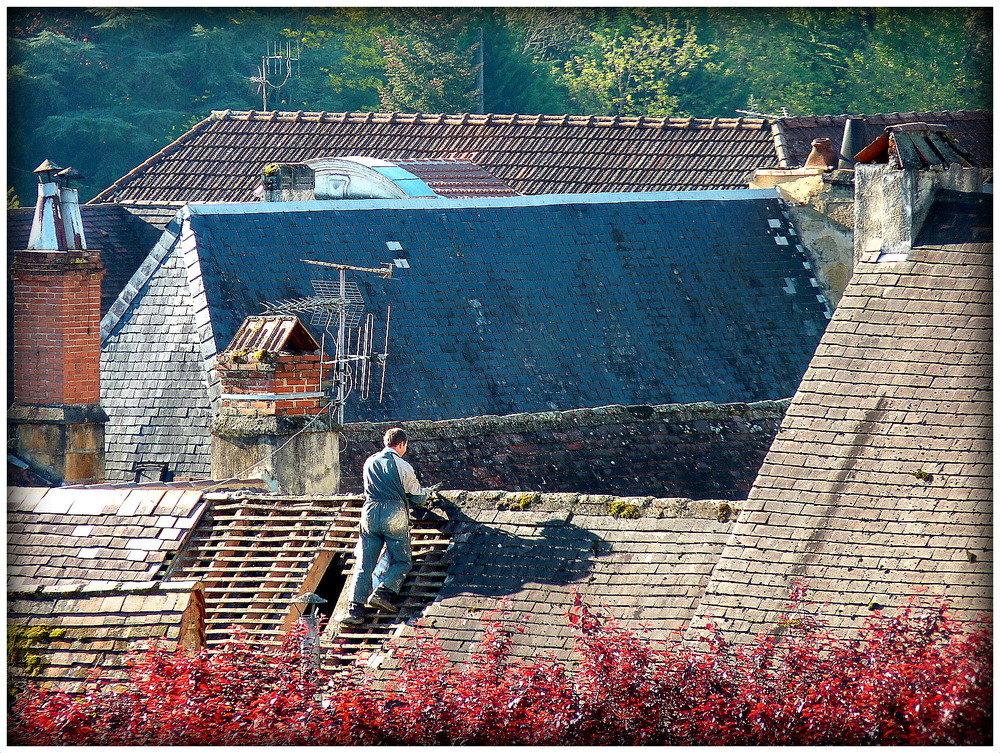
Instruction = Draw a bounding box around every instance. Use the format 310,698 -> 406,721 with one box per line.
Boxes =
27,159 -> 88,251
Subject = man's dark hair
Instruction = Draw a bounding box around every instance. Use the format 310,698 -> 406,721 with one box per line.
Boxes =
383,427 -> 407,448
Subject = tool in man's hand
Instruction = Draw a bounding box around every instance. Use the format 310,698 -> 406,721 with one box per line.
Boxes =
410,482 -> 444,520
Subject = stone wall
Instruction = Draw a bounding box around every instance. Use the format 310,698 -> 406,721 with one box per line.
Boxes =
777,171 -> 856,306
211,414 -> 340,495
340,399 -> 789,501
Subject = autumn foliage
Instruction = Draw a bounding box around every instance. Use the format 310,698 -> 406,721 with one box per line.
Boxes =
10,597 -> 991,746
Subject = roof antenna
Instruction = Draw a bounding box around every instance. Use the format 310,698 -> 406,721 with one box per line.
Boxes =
248,40 -> 300,111
262,260 -> 396,425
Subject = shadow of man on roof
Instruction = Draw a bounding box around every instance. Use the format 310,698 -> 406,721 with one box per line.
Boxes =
430,501 -> 608,600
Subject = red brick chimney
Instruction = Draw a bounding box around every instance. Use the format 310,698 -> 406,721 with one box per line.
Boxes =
215,316 -> 325,417
10,160 -> 108,484
211,316 -> 340,494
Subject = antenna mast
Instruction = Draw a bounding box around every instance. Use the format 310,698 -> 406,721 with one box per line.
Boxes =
262,259 -> 396,425
249,40 -> 300,111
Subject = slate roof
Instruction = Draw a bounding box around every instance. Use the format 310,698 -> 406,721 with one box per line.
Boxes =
90,110 -> 777,202
7,486 -> 207,590
7,486 -> 736,682
686,190 -> 992,642
166,489 -> 736,671
100,211 -> 217,480
100,191 -> 830,479
8,580 -> 205,693
343,491 -> 736,670
772,110 -> 991,168
7,203 -> 167,316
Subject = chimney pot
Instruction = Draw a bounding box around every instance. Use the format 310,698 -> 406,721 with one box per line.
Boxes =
804,138 -> 839,170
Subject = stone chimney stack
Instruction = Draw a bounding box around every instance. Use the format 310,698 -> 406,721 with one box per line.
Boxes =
10,160 -> 108,484
853,123 -> 987,263
210,316 -> 340,494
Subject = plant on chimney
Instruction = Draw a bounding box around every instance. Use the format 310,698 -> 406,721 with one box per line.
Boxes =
10,596 -> 990,746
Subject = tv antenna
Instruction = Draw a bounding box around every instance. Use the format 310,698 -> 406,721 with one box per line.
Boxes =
262,260 -> 395,424
249,40 -> 300,111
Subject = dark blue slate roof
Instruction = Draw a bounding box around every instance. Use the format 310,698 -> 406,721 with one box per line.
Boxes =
101,191 -> 830,478
190,193 -> 828,421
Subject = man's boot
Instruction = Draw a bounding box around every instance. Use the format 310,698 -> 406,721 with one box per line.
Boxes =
367,586 -> 400,614
340,602 -> 369,626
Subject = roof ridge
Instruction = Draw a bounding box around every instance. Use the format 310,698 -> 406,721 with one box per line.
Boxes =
89,114 -> 218,204
212,109 -> 766,130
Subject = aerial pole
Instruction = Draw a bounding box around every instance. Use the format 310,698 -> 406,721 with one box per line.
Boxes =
476,27 -> 485,115
249,40 -> 300,111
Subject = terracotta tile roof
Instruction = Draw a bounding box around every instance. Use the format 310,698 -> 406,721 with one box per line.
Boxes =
7,487 -> 207,589
390,159 -> 520,197
772,110 -> 992,168
8,580 -> 205,693
89,110 -> 775,203
223,315 -> 319,355
686,190 -> 992,642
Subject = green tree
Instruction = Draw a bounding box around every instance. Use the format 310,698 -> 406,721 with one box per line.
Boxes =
843,8 -> 991,112
712,7 -> 990,116
560,19 -> 718,117
377,10 -> 480,113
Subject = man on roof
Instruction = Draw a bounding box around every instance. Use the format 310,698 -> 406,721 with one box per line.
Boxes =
341,427 -> 432,626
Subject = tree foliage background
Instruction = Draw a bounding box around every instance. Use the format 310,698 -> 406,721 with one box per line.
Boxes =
7,7 -> 991,202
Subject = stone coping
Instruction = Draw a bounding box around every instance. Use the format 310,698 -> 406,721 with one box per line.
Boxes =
343,399 -> 790,440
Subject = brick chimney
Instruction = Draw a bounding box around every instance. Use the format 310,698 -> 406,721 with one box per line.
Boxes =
853,123 -> 988,263
9,160 -> 108,484
210,316 -> 340,494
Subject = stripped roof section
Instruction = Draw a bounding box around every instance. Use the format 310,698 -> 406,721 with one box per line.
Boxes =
7,487 -> 207,589
8,580 -> 205,693
686,190 -> 992,642
166,494 -> 451,655
90,109 -> 775,202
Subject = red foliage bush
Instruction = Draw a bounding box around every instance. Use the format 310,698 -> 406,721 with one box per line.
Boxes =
10,597 -> 991,746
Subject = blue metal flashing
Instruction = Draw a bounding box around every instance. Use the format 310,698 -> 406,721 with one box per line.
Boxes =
184,187 -> 780,217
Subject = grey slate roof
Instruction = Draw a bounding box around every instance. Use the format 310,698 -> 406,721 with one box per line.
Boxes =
321,491 -> 736,671
100,211 -> 216,480
7,487 -> 734,682
8,580 -> 205,694
401,495 -> 735,664
686,190 -> 992,642
100,191 -> 830,480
